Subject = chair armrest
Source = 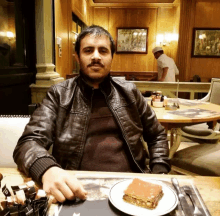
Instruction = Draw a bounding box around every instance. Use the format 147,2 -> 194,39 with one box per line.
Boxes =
199,92 -> 210,102
180,127 -> 220,140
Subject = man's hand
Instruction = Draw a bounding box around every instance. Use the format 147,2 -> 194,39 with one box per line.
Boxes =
159,67 -> 168,81
42,167 -> 88,203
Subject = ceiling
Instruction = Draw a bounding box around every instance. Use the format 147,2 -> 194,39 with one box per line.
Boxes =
93,0 -> 175,3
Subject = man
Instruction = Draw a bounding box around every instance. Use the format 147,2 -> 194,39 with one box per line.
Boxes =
13,25 -> 170,203
152,47 -> 179,82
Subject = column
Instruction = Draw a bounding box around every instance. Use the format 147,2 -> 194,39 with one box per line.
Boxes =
30,0 -> 64,104
176,0 -> 196,81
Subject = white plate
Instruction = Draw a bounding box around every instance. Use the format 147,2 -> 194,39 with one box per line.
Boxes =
109,179 -> 178,216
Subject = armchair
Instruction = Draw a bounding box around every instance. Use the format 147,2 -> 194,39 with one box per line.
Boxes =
0,114 -> 53,168
200,78 -> 220,104
0,116 -> 30,167
170,78 -> 220,176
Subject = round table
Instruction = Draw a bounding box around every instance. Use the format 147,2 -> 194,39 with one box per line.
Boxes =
150,100 -> 220,158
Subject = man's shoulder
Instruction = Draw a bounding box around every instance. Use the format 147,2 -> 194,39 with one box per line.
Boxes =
158,54 -> 174,65
162,54 -> 174,61
111,77 -> 136,89
158,54 -> 168,60
53,77 -> 78,90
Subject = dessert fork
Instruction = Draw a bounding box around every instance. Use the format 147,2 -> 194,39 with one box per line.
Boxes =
183,186 -> 203,216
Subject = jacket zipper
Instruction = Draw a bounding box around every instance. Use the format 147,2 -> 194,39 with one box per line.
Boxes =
77,89 -> 94,169
102,90 -> 146,174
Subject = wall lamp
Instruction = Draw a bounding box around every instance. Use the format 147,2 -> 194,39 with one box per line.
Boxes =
0,31 -> 15,39
156,33 -> 178,46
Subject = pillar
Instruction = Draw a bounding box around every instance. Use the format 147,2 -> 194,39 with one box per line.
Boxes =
30,0 -> 64,104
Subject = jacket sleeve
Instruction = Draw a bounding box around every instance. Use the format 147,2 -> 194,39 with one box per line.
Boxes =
13,85 -> 61,183
132,85 -> 171,172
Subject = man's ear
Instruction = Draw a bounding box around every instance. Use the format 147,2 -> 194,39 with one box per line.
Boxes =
75,53 -> 80,64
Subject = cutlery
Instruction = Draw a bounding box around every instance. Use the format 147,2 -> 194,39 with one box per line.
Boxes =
183,186 -> 203,216
171,178 -> 193,216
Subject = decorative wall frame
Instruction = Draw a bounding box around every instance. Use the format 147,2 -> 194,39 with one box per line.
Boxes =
192,28 -> 220,58
116,28 -> 148,54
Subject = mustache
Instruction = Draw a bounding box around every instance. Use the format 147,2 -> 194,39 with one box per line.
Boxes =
87,62 -> 104,67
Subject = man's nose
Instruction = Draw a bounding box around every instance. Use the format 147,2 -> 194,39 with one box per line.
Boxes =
91,49 -> 101,60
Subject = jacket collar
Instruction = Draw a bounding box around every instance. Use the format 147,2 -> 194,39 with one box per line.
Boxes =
76,73 -> 112,100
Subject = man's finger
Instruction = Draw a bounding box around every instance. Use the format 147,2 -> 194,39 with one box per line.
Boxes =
74,183 -> 88,200
50,189 -> 66,203
48,195 -> 58,204
66,178 -> 87,200
58,183 -> 75,200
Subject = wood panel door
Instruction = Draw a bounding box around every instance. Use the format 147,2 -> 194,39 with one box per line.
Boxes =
0,0 -> 36,115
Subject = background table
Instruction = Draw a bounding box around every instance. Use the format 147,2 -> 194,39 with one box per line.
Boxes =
151,101 -> 220,129
150,100 -> 220,157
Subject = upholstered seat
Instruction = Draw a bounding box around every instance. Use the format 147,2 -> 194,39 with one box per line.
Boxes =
0,116 -> 30,167
172,143 -> 220,176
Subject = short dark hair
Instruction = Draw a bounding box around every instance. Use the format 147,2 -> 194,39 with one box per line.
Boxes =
75,25 -> 115,57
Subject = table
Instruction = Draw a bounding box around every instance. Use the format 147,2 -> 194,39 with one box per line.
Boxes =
151,100 -> 220,128
0,168 -> 220,216
150,100 -> 220,158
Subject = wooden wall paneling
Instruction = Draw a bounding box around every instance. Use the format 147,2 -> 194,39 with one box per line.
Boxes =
176,0 -> 196,81
157,7 -> 174,34
170,5 -> 180,62
128,8 -> 157,71
92,4 -> 179,73
158,7 -> 176,58
109,8 -> 157,72
68,0 -> 73,77
72,0 -> 81,20
195,1 -> 220,28
87,0 -> 94,26
72,0 -> 90,25
108,8 -> 127,71
55,0 -> 94,79
191,58 -> 220,82
55,0 -> 70,79
156,7 -> 175,67
155,6 -> 180,65
126,8 -> 138,72
93,7 -> 109,30
144,8 -> 158,71
190,0 -> 220,82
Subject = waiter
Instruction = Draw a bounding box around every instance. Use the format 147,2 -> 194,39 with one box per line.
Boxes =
152,47 -> 179,82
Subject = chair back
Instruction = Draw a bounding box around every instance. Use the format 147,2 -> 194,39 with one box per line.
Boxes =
0,116 -> 30,167
209,78 -> 220,105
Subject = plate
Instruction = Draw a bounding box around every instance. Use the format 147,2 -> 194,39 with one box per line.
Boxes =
109,179 -> 178,216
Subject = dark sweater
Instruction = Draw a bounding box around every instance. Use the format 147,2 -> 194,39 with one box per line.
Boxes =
79,89 -> 136,172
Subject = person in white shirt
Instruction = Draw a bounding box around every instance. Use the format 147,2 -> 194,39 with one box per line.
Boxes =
152,47 -> 179,82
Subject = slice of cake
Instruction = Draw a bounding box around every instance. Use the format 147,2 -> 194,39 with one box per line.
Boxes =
123,178 -> 163,209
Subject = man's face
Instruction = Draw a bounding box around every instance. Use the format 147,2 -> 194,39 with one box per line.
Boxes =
75,34 -> 113,88
154,52 -> 160,59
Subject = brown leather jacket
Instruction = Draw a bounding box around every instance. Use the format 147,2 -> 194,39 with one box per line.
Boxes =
13,76 -> 170,182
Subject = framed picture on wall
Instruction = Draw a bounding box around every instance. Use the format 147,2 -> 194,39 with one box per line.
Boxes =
192,28 -> 220,57
116,28 -> 148,54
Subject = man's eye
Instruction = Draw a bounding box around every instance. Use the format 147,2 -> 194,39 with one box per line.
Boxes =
100,49 -> 108,53
85,49 -> 92,53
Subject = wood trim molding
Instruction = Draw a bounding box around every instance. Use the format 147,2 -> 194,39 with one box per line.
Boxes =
89,0 -> 179,7
176,0 -> 196,81
93,0 -> 175,3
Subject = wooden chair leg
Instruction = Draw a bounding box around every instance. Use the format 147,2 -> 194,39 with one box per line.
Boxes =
169,128 -> 182,159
